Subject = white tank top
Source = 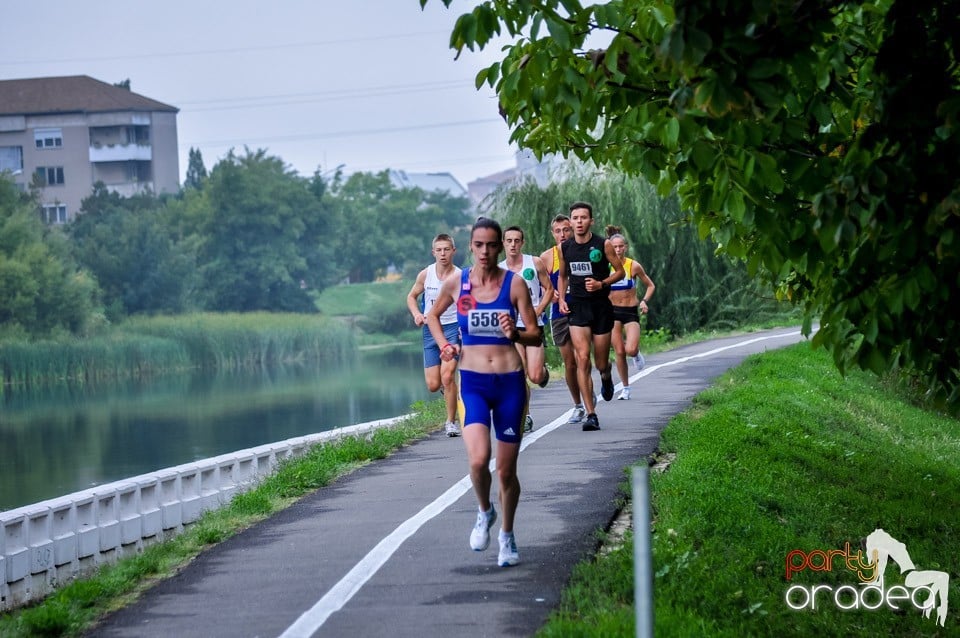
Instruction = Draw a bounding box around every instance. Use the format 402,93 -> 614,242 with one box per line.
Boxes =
498,254 -> 544,328
424,264 -> 459,325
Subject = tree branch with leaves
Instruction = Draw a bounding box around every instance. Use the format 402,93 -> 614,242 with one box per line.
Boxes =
422,0 -> 960,409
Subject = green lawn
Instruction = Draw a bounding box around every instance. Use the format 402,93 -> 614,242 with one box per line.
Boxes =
539,344 -> 959,637
313,280 -> 410,317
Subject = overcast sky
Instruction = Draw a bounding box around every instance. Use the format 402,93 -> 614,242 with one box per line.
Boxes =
1,1 -> 518,189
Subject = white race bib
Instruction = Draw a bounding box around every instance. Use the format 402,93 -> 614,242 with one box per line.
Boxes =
570,261 -> 592,277
467,309 -> 506,337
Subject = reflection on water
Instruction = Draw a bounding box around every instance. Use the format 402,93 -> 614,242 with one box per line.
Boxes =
0,346 -> 431,511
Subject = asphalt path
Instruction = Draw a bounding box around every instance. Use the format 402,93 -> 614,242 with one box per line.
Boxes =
88,328 -> 806,638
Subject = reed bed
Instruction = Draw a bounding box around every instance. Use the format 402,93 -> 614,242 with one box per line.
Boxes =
0,313 -> 356,391
0,335 -> 189,388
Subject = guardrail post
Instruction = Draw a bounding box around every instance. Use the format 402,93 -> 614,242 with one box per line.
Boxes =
633,465 -> 654,638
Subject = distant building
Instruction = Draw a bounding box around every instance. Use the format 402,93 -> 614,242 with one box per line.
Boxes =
387,169 -> 467,198
0,75 -> 179,223
466,149 -> 560,208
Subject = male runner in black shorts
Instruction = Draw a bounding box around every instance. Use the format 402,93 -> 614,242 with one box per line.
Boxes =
557,202 -> 625,431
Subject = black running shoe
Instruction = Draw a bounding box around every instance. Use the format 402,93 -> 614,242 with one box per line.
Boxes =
582,413 -> 601,431
537,366 -> 550,389
600,366 -> 614,401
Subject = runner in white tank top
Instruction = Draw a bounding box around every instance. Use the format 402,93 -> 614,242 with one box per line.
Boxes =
500,226 -> 555,431
406,234 -> 462,436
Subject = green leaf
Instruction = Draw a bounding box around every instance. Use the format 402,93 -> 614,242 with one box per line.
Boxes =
747,59 -> 780,80
726,189 -> 746,223
685,27 -> 712,66
690,141 -> 715,172
662,117 -> 680,147
903,276 -> 921,311
453,12 -> 477,49
545,16 -> 571,50
817,64 -> 831,90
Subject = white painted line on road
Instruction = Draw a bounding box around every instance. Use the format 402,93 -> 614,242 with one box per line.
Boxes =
522,329 -> 803,446
278,329 -> 802,637
279,474 -> 474,637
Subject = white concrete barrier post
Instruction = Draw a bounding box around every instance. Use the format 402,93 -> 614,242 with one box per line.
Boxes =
0,413 -> 413,611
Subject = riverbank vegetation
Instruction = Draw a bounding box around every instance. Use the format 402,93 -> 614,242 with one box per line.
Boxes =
3,157 -> 802,391
539,344 -> 959,637
0,313 -> 355,390
0,152 -> 471,338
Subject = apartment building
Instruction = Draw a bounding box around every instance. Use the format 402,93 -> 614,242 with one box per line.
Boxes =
0,75 -> 179,223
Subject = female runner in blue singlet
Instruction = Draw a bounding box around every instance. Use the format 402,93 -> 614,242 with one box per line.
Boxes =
425,217 -> 541,568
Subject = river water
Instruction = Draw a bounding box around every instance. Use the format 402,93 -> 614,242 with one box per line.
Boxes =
0,345 -> 431,512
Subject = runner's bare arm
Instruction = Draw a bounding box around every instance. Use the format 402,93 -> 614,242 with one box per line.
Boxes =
426,275 -> 459,359
603,239 -> 625,287
502,273 -> 542,347
557,249 -> 570,315
634,262 -> 655,314
532,256 -> 554,318
406,268 -> 429,326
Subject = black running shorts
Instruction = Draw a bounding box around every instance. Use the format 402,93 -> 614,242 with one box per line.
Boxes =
567,297 -> 614,335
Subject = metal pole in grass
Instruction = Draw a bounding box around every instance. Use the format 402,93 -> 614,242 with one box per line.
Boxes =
634,464 -> 654,638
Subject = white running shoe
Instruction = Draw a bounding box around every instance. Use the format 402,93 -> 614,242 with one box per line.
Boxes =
633,353 -> 646,370
470,507 -> 497,551
498,532 -> 520,567
568,405 -> 586,424
444,421 -> 460,437
617,387 -> 632,401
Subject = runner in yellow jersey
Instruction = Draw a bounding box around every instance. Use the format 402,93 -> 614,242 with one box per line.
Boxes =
605,226 -> 656,400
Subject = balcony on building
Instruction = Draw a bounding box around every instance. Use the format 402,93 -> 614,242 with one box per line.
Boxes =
88,124 -> 152,163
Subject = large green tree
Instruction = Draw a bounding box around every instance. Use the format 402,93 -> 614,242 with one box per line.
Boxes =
328,171 -> 470,282
489,163 -> 790,334
424,0 -> 960,407
198,149 -> 324,312
0,177 -> 99,336
184,147 -> 208,190
69,184 -> 196,319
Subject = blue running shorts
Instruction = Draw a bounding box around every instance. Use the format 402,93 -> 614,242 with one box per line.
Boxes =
423,322 -> 461,368
458,369 -> 527,443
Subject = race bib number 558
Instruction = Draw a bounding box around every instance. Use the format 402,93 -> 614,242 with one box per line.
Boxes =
468,309 -> 506,337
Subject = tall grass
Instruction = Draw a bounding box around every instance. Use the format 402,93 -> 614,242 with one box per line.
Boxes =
0,335 -> 189,388
0,313 -> 355,391
122,313 -> 355,368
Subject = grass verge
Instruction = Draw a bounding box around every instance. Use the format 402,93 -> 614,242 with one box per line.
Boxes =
0,400 -> 445,638
537,343 -> 960,637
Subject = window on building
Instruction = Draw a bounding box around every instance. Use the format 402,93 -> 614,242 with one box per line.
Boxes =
35,166 -> 65,186
0,146 -> 23,174
34,128 -> 63,149
40,204 -> 67,224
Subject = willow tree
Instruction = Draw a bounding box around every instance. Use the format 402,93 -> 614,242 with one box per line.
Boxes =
422,0 -> 960,407
488,164 -> 793,334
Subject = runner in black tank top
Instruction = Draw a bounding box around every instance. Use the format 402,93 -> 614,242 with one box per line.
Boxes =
556,202 -> 625,431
